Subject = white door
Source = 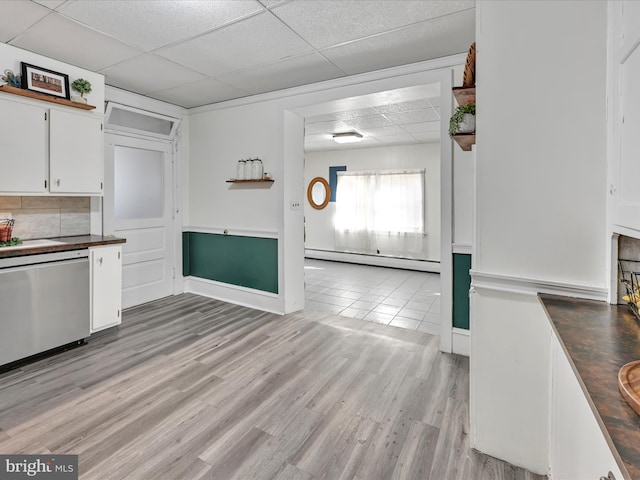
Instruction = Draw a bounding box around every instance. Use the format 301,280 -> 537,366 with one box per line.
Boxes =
104,134 -> 174,308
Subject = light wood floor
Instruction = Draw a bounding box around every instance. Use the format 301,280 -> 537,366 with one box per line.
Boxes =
0,293 -> 545,480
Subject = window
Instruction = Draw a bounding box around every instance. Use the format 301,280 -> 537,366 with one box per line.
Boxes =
334,169 -> 426,258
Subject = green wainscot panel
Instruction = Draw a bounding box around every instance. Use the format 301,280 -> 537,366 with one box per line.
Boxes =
183,232 -> 278,294
453,253 -> 471,330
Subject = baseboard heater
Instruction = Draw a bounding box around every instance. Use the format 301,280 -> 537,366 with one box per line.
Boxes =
304,249 -> 440,273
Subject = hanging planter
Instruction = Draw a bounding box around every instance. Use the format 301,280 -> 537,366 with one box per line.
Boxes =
449,101 -> 476,136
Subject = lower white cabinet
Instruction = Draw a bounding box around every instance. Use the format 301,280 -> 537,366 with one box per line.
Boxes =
549,333 -> 625,480
90,245 -> 122,333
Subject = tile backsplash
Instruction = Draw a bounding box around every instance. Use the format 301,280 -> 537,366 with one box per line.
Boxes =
0,196 -> 91,240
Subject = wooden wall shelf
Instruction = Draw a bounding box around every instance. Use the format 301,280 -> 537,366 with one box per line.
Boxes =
226,179 -> 274,183
453,86 -> 476,106
0,85 -> 96,110
452,133 -> 475,151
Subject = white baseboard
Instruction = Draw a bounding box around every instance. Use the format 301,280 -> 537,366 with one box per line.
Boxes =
184,276 -> 283,315
305,249 -> 441,273
452,328 -> 470,356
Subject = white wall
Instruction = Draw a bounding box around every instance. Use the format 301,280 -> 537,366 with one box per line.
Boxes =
471,0 -> 608,475
304,143 -> 441,262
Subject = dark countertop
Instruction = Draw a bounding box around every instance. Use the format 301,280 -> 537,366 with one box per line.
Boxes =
0,235 -> 126,258
540,294 -> 640,480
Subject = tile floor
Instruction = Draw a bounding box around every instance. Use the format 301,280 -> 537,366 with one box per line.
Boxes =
304,258 -> 441,334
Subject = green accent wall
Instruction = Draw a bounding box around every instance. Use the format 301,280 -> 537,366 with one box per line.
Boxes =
183,231 -> 278,294
453,253 -> 472,330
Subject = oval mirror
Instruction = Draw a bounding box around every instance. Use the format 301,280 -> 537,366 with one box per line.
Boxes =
307,177 -> 330,210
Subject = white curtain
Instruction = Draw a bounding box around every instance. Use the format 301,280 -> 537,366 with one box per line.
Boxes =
334,169 -> 426,259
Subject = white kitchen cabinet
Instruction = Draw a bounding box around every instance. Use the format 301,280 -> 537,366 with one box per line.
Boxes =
90,245 -> 122,333
0,96 -> 47,193
549,332 -> 625,480
50,109 -> 103,195
0,92 -> 103,196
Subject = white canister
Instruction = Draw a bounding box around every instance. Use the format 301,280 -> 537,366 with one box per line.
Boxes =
251,158 -> 263,180
244,159 -> 253,179
236,160 -> 245,180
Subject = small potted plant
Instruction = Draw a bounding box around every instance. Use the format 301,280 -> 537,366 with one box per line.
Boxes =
71,78 -> 92,104
449,101 -> 476,136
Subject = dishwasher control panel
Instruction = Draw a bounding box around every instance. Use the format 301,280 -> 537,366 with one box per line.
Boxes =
0,249 -> 89,269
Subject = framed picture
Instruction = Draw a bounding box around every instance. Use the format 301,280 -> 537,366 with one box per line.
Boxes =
21,62 -> 70,100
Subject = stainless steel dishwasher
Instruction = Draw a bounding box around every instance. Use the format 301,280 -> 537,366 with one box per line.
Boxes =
0,249 -> 90,367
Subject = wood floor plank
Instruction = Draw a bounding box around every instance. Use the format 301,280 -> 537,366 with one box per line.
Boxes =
0,293 -> 546,480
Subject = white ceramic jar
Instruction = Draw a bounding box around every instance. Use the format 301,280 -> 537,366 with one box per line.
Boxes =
236,160 -> 245,180
251,158 -> 263,180
244,159 -> 253,179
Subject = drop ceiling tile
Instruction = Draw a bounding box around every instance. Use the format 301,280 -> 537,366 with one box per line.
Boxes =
345,114 -> 394,130
150,77 -> 250,108
32,0 -> 66,9
377,99 -> 432,114
11,12 -> 143,71
305,120 -> 351,135
305,133 -> 331,143
57,0 -> 264,51
331,107 -> 381,121
0,1 -> 51,42
157,12 -> 314,77
102,54 -> 206,95
387,109 -> 440,125
218,53 -> 344,95
271,0 -> 474,49
322,9 -> 475,75
401,121 -> 441,134
359,125 -> 406,137
376,134 -> 419,144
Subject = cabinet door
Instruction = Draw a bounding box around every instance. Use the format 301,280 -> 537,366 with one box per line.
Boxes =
549,334 -> 625,480
0,97 -> 47,193
91,245 -> 122,332
49,109 -> 103,194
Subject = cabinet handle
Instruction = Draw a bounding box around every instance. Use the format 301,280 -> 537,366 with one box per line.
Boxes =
55,179 -> 61,187
600,472 -> 616,480
98,257 -> 103,266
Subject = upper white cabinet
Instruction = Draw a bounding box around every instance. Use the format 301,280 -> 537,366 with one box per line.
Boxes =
611,1 -> 640,234
0,97 -> 47,193
49,109 -> 103,194
0,93 -> 103,196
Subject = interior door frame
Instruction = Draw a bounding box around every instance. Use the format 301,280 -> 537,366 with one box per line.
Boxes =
281,63 -> 456,353
103,131 -> 180,306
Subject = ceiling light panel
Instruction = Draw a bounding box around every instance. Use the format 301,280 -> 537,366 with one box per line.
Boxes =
157,12 -> 314,77
57,0 -> 265,51
271,0 -> 475,49
11,12 -> 143,71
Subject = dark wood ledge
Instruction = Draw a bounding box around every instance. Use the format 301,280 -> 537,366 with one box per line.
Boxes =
0,235 -> 126,258
540,294 -> 640,480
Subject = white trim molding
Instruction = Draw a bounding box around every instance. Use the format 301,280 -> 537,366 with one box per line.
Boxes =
304,249 -> 441,273
452,328 -> 470,357
183,225 -> 278,239
184,276 -> 283,315
453,243 -> 473,255
470,270 -> 608,301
